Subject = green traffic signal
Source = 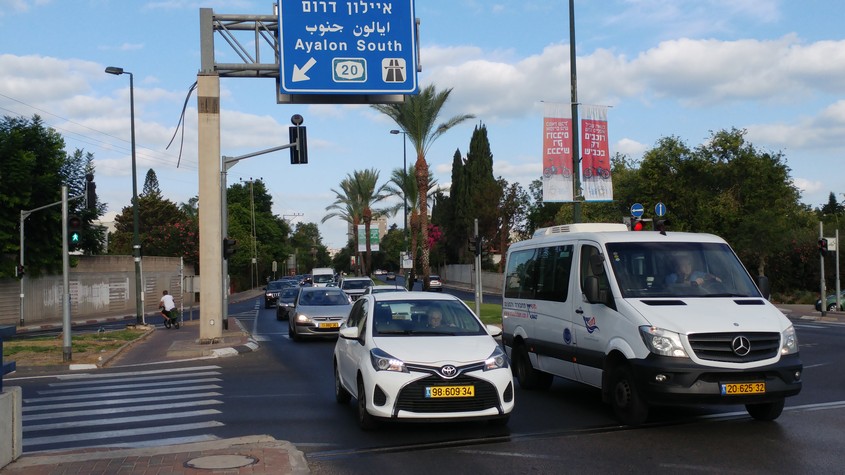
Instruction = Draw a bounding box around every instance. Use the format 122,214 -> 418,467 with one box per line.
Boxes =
68,215 -> 83,249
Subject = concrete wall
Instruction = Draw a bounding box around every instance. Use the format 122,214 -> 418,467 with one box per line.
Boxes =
0,256 -> 196,327
438,264 -> 503,295
0,386 -> 22,468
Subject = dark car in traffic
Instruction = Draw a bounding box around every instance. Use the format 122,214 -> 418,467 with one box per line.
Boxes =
276,286 -> 300,321
264,280 -> 288,308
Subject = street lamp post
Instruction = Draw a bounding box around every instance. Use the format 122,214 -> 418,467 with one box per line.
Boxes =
390,129 -> 408,288
105,66 -> 143,324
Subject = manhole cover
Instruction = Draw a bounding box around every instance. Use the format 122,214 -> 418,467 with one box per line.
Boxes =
185,454 -> 258,470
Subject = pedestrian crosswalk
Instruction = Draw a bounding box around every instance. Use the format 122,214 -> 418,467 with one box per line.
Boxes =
22,365 -> 226,452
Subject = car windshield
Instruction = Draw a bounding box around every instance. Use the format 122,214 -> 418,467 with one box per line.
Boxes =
313,274 -> 334,284
343,280 -> 373,290
299,290 -> 349,306
280,288 -> 299,299
606,241 -> 761,299
373,299 -> 486,336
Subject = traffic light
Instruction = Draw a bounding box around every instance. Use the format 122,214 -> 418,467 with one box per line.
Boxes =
630,218 -> 645,231
819,238 -> 829,256
86,173 -> 97,212
468,236 -> 478,256
289,126 -> 308,164
68,215 -> 82,249
223,237 -> 237,260
15,265 -> 24,279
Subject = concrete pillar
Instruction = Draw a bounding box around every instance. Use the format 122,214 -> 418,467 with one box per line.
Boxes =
197,73 -> 223,341
0,387 -> 23,468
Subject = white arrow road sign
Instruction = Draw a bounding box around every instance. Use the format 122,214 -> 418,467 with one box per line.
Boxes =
292,57 -> 317,82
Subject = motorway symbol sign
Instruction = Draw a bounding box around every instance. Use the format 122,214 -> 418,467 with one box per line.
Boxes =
655,202 -> 667,217
631,203 -> 645,218
278,0 -> 419,95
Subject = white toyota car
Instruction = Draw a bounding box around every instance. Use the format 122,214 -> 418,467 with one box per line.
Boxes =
333,292 -> 514,429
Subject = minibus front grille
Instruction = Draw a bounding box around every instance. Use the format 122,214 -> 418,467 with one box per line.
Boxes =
687,332 -> 780,363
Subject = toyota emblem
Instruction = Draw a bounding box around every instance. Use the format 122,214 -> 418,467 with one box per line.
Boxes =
440,365 -> 457,378
731,336 -> 751,357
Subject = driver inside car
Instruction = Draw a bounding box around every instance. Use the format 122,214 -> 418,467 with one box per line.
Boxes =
665,255 -> 721,286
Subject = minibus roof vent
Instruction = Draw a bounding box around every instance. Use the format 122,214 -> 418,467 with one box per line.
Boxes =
533,223 -> 628,237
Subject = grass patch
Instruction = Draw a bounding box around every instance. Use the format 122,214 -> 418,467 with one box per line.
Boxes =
465,301 -> 503,325
3,328 -> 150,366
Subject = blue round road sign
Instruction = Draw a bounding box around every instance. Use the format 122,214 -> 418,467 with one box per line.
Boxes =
631,203 -> 645,218
655,202 -> 667,217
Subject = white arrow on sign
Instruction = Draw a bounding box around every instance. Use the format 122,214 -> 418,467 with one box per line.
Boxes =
292,57 -> 317,82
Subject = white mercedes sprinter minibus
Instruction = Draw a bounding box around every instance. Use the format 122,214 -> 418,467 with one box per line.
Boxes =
502,223 -> 802,425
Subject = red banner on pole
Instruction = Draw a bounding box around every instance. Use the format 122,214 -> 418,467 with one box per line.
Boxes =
542,103 -> 574,202
581,105 -> 613,201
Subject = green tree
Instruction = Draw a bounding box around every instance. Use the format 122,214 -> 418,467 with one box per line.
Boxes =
226,179 -> 293,289
464,124 -> 502,254
496,178 -> 529,272
372,84 -> 474,289
1,115 -> 102,276
142,169 -> 161,197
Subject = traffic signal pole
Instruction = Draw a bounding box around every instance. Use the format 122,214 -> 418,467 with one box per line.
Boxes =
61,186 -> 72,361
820,222 -> 826,317
474,219 -> 481,316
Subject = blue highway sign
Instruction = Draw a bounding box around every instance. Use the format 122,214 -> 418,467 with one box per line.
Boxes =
278,0 -> 419,95
631,203 -> 645,218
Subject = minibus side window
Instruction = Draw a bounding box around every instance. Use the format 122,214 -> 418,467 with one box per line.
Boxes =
505,249 -> 537,299
580,245 -> 612,306
535,245 -> 573,302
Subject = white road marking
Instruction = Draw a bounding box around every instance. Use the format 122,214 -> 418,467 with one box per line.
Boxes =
24,421 -> 225,447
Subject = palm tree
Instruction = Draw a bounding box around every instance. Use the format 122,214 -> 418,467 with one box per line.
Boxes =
323,169 -> 391,275
323,177 -> 362,273
372,84 -> 474,289
383,165 -> 437,281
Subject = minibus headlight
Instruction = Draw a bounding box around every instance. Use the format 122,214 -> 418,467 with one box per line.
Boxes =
639,326 -> 688,358
781,325 -> 799,355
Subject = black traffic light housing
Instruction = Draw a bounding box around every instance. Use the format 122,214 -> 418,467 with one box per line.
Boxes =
68,215 -> 82,249
289,126 -> 308,164
630,218 -> 645,231
223,237 -> 237,260
468,236 -> 478,256
86,173 -> 97,212
819,238 -> 829,256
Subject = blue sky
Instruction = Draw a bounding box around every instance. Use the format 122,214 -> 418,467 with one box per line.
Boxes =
2,0 -> 844,249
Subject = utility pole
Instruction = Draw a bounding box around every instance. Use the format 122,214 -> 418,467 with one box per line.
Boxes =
569,0 -> 582,223
474,218 -> 482,316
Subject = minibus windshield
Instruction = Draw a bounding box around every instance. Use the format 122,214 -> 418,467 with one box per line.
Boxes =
605,242 -> 761,299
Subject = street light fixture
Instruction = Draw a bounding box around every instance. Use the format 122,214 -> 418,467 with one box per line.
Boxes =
105,65 -> 143,324
390,129 -> 409,288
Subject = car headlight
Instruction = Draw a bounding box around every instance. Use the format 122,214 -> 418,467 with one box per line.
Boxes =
781,325 -> 799,355
370,348 -> 408,373
295,313 -> 312,324
484,346 -> 508,371
639,326 -> 688,358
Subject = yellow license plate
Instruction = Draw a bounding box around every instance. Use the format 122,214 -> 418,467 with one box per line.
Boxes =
319,322 -> 340,329
721,382 -> 766,395
425,385 -> 475,398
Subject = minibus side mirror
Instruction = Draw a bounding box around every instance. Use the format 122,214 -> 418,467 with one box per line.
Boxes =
755,275 -> 771,300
